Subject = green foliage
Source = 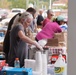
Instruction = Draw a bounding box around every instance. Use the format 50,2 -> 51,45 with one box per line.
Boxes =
9,0 -> 26,9
38,0 -> 57,9
0,0 -> 68,10
29,0 -> 34,4
0,0 -> 11,8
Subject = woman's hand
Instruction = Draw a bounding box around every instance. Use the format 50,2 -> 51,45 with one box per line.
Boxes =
34,41 -> 43,51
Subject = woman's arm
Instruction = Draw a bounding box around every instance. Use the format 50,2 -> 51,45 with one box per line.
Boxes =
18,30 -> 43,50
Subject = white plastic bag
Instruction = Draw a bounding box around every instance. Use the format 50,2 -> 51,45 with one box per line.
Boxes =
38,39 -> 47,47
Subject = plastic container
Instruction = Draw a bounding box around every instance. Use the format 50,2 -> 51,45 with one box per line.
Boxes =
1,67 -> 32,75
54,52 -> 66,75
24,59 -> 36,71
14,58 -> 20,68
47,64 -> 54,75
42,53 -> 47,75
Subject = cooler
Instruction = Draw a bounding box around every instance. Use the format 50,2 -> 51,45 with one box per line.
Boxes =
1,67 -> 32,75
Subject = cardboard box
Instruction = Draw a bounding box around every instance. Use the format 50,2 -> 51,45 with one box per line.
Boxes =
45,38 -> 59,46
54,32 -> 67,42
54,32 -> 67,48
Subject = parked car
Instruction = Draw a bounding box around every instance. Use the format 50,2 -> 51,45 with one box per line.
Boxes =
0,18 -> 11,26
7,12 -> 17,18
0,9 -> 8,19
11,8 -> 26,14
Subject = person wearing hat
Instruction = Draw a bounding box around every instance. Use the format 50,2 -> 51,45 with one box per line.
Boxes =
42,9 -> 54,28
55,15 -> 68,31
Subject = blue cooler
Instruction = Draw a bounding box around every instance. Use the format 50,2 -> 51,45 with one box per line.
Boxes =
1,67 -> 32,75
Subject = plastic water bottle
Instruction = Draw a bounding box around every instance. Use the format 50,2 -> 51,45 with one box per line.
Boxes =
54,52 -> 67,75
14,58 -> 20,68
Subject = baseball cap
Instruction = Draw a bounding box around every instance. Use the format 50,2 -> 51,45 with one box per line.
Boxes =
57,15 -> 65,21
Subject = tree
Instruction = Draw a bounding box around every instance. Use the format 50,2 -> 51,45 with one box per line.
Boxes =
0,0 -> 11,8
9,0 -> 26,9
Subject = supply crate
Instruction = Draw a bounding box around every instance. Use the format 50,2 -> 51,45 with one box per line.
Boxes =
1,67 -> 32,75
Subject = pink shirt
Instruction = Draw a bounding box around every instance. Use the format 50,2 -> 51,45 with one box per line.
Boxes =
36,22 -> 62,40
42,18 -> 51,28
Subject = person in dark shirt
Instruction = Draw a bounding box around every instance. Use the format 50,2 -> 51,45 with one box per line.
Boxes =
37,9 -> 44,26
3,13 -> 21,63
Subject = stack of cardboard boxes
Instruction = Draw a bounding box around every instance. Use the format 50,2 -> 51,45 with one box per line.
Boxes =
45,32 -> 67,64
46,32 -> 67,48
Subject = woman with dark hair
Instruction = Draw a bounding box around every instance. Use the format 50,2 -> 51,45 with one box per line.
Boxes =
3,13 -> 21,62
26,7 -> 36,18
